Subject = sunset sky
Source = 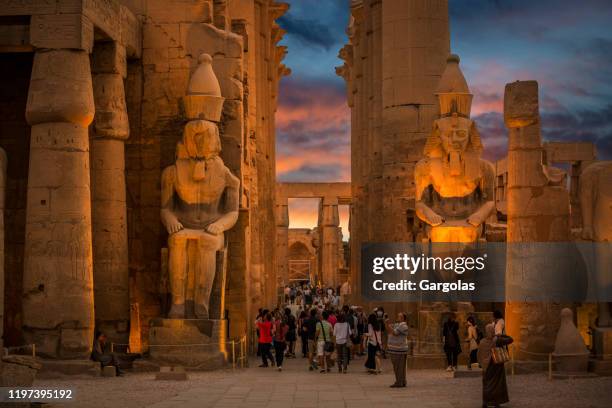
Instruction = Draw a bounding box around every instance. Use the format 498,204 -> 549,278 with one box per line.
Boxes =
275,0 -> 612,237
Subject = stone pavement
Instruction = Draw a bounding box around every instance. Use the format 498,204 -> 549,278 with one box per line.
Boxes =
37,355 -> 612,408
146,355 -> 610,408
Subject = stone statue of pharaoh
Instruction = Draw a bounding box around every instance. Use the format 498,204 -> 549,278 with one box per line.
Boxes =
161,53 -> 239,319
415,55 -> 495,244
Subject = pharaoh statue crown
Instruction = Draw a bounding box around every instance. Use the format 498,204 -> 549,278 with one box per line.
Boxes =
183,53 -> 225,122
436,54 -> 473,118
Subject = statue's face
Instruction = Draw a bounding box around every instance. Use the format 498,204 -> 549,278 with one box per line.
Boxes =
437,115 -> 472,155
192,130 -> 216,158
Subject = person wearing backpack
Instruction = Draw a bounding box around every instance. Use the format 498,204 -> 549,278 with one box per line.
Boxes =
477,323 -> 513,408
466,316 -> 479,370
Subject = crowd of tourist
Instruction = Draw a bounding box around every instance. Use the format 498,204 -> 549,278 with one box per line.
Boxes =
255,282 -> 514,407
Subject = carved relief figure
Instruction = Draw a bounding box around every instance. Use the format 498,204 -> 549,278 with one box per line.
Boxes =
160,54 -> 239,319
415,55 -> 495,243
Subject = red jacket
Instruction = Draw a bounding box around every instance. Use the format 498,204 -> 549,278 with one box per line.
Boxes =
257,321 -> 273,343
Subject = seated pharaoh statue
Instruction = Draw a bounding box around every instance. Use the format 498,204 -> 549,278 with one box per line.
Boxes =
161,54 -> 239,319
415,55 -> 495,244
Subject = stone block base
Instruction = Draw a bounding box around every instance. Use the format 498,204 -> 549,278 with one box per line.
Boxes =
37,359 -> 100,378
102,366 -> 117,377
0,356 -> 41,386
148,318 -> 227,370
589,359 -> 612,376
592,327 -> 612,360
155,366 -> 188,381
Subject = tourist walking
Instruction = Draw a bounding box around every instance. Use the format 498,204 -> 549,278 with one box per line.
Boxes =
356,310 -> 366,356
305,308 -> 318,370
315,310 -> 334,373
298,310 -> 309,357
466,316 -> 480,369
364,313 -> 382,374
333,313 -> 352,373
477,323 -> 513,407
385,312 -> 410,387
273,311 -> 288,370
285,307 -> 297,358
257,312 -> 274,367
442,313 -> 461,371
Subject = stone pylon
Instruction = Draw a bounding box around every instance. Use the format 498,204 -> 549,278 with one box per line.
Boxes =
504,81 -> 571,360
23,49 -> 96,359
90,41 -> 130,344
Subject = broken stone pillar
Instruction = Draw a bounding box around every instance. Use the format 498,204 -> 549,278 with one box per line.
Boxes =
90,42 -> 130,344
0,148 -> 5,350
23,49 -> 96,359
504,81 -> 571,360
275,197 -> 289,287
318,197 -> 340,287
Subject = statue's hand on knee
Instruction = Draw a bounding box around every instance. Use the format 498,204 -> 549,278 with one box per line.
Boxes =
166,219 -> 184,234
206,221 -> 224,235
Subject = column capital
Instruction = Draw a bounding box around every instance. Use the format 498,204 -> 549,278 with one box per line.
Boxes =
26,49 -> 94,127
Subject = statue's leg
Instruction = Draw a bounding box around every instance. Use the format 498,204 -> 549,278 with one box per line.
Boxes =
168,231 -> 188,318
194,233 -> 223,319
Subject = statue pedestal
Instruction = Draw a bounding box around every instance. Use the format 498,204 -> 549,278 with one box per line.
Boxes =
408,310 -> 493,369
148,318 -> 227,370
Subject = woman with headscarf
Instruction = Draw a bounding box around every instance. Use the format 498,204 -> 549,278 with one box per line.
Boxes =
477,323 -> 513,408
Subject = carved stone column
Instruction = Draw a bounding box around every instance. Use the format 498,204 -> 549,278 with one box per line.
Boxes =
275,197 -> 289,287
318,197 -> 340,287
24,49 -> 95,359
90,42 -> 130,344
504,81 -> 570,360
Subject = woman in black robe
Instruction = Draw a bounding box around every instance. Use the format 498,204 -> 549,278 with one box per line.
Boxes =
442,313 -> 461,371
477,323 -> 514,408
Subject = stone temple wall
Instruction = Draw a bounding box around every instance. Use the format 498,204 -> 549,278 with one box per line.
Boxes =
0,0 -> 287,355
337,0 -> 450,301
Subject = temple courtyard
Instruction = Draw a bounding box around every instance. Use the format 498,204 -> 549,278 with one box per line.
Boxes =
34,357 -> 611,408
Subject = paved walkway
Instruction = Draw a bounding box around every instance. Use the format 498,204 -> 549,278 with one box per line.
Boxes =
37,355 -> 611,408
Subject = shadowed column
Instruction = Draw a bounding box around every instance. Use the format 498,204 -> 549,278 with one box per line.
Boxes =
90,41 -> 130,345
23,49 -> 95,359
